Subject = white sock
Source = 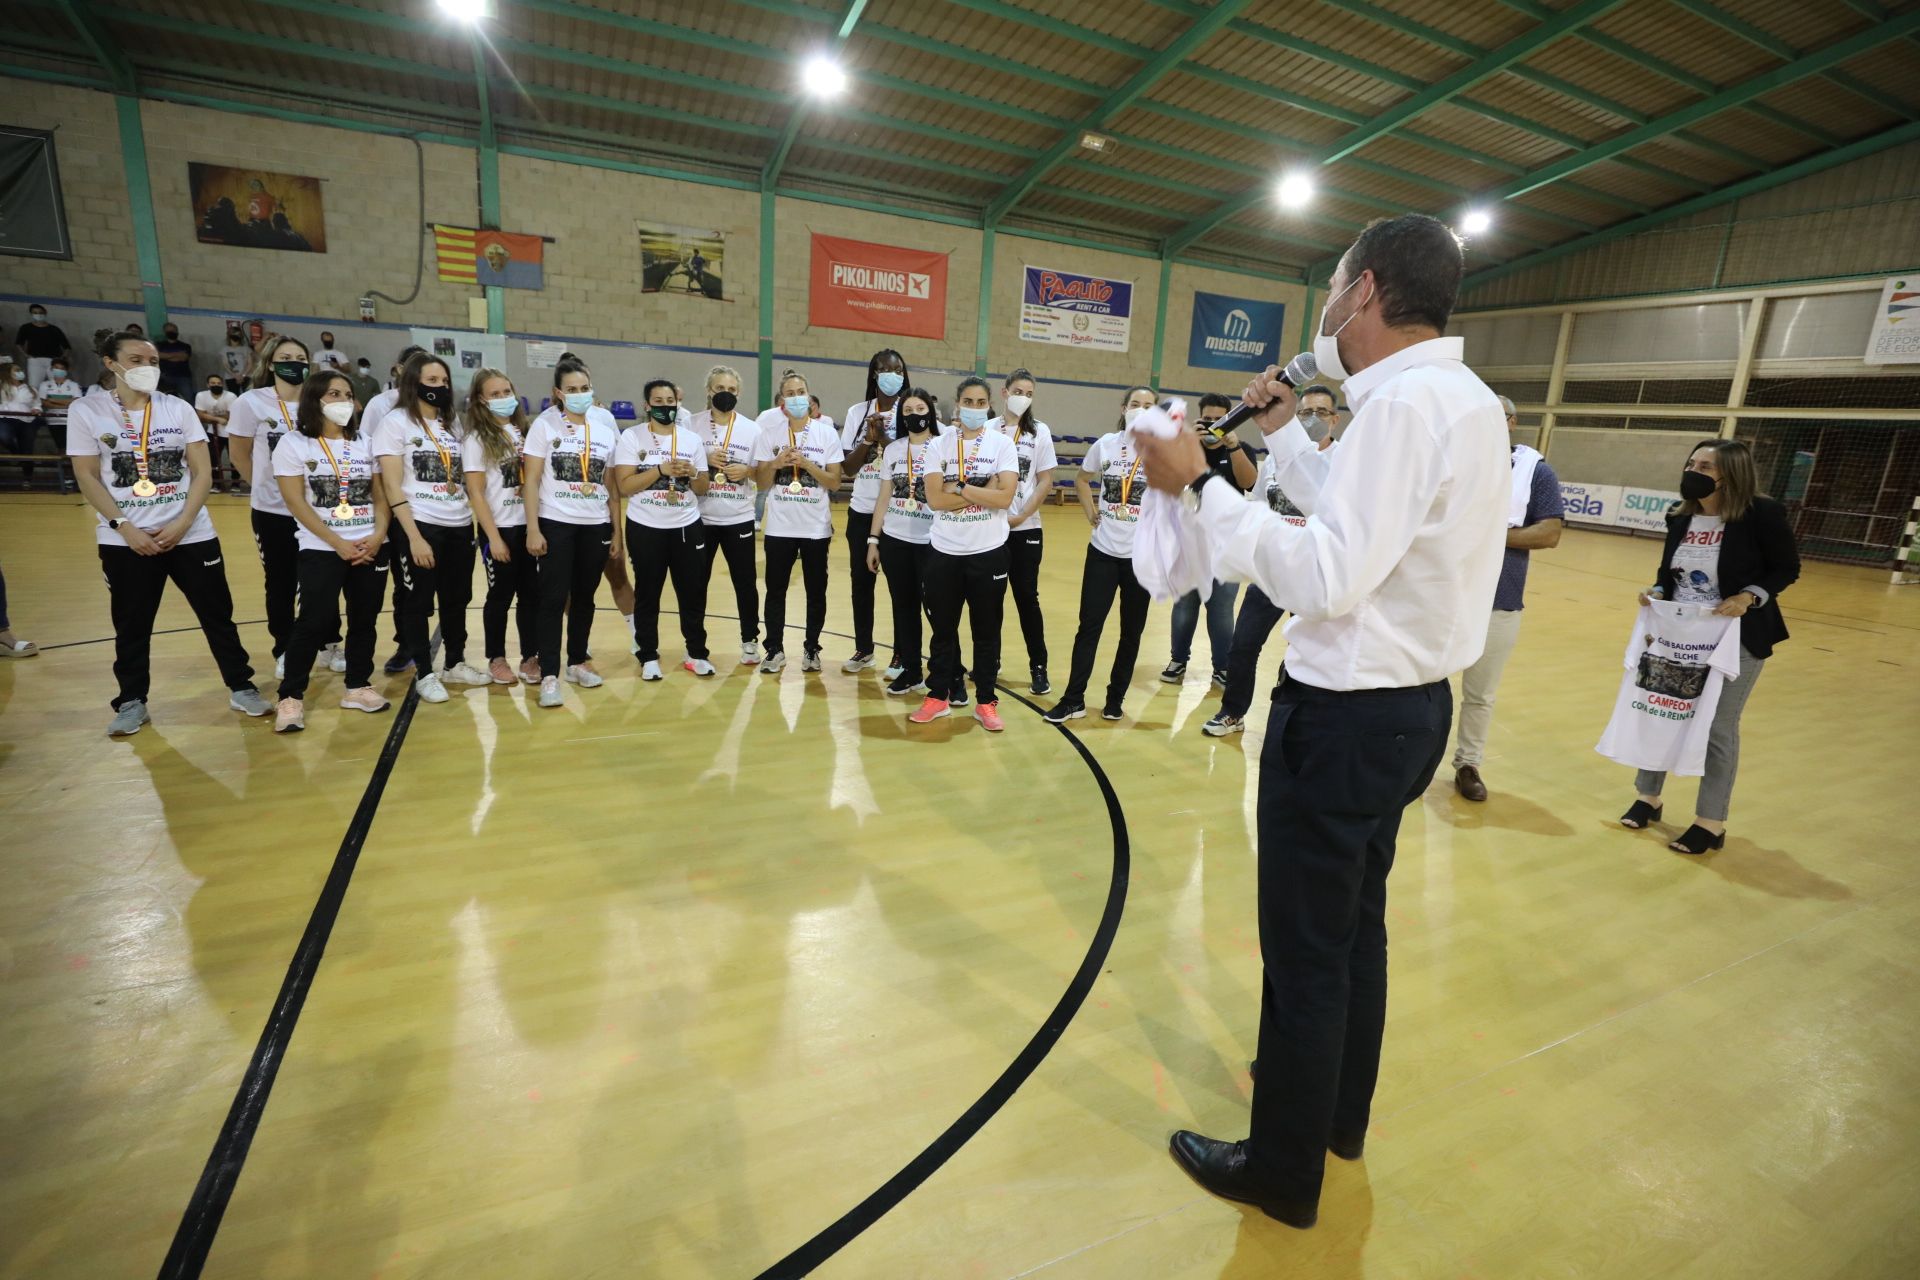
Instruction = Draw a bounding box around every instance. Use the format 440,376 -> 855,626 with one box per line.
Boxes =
623,612 -> 635,636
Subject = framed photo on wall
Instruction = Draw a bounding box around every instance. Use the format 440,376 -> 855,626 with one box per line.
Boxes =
0,125 -> 72,260
189,162 -> 328,253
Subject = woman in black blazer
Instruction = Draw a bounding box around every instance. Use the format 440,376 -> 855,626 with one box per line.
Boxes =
1618,438 -> 1800,854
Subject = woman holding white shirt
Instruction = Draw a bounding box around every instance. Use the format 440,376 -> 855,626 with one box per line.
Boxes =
837,348 -> 910,675
751,369 -> 843,674
867,386 -> 944,697
373,353 -> 482,703
611,378 -> 712,680
692,364 -> 760,664
461,368 -> 539,686
992,367 -> 1056,695
522,357 -> 618,708
269,369 -> 392,731
911,376 -> 1018,731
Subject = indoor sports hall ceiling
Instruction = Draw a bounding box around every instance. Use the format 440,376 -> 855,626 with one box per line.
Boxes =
7,0 -> 1919,286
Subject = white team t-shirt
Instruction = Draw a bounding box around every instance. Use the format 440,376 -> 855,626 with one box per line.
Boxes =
613,422 -> 704,530
926,426 -> 1018,556
691,408 -> 759,527
991,416 -> 1057,532
272,430 -> 380,552
523,405 -> 619,526
879,431 -> 945,544
225,385 -> 304,516
1080,431 -> 1146,558
66,390 -> 217,548
370,408 -> 470,529
751,412 -> 844,540
1259,451 -> 1309,527
1595,601 -> 1744,776
461,421 -> 526,530
842,399 -> 897,514
1670,515 -> 1725,605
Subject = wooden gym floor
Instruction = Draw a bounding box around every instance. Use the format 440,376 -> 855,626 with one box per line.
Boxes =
0,491 -> 1915,1280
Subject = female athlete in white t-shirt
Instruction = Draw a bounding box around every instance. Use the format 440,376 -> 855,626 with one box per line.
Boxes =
691,364 -> 761,664
750,369 -> 843,673
867,387 -> 943,697
461,368 -> 538,687
837,347 -> 910,675
994,367 -> 1056,695
611,378 -> 713,680
522,357 -> 619,707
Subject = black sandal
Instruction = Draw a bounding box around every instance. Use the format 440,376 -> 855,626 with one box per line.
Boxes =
1669,825 -> 1725,855
1620,800 -> 1663,829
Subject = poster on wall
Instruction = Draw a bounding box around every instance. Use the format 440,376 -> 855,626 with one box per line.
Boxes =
1863,274 -> 1920,365
409,327 -> 507,375
433,224 -> 546,290
1187,290 -> 1286,372
189,163 -> 327,252
808,234 -> 948,339
640,223 -> 726,300
1020,265 -> 1132,352
0,126 -> 71,260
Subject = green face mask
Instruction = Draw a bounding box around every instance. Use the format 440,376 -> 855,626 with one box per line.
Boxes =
646,404 -> 677,425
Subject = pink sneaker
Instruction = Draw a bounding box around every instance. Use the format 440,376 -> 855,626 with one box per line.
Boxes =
518,658 -> 540,685
488,657 -> 515,685
908,696 -> 951,724
973,700 -> 1004,732
273,697 -> 305,733
339,686 -> 391,714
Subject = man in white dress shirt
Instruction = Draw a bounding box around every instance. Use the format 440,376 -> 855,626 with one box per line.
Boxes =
1136,214 -> 1508,1229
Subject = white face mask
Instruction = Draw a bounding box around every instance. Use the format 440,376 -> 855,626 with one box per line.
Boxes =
321,400 -> 356,426
1312,275 -> 1372,383
116,364 -> 162,394
1123,405 -> 1146,426
1005,393 -> 1032,418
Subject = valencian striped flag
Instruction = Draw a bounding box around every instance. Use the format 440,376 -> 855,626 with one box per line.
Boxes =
433,224 -> 546,290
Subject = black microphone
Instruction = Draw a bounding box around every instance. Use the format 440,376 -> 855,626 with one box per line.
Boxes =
1190,351 -> 1319,439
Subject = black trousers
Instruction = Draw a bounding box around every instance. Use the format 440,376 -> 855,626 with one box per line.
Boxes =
763,535 -> 829,658
1248,674 -> 1450,1204
1221,585 -> 1287,719
279,548 -> 389,700
99,537 -> 255,709
250,509 -> 299,658
480,524 -> 538,662
395,521 -> 475,673
924,543 -> 1007,704
844,508 -> 878,654
1007,526 -> 1047,670
388,548 -> 409,647
701,520 -> 759,643
1062,546 -> 1150,706
535,519 -> 609,677
876,533 -> 932,677
627,519 -> 710,663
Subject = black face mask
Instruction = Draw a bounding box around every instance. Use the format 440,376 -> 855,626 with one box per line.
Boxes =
646,404 -> 677,425
709,390 -> 738,414
1679,470 -> 1717,501
321,338 -> 335,349
272,360 -> 310,385
417,383 -> 452,409
898,412 -> 935,436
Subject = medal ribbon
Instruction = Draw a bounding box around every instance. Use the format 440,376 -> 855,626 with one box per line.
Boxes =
318,435 -> 352,512
1120,445 -> 1144,507
121,398 -> 153,489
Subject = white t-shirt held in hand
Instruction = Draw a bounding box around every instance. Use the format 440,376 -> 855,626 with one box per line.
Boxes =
66,390 -> 217,548
691,409 -> 759,527
1080,431 -> 1146,558
751,411 -> 844,540
371,408 -> 470,528
273,431 -> 380,552
1595,600 -> 1743,776
880,432 -> 944,544
613,422 -> 705,530
842,399 -> 896,515
224,386 -> 304,516
523,405 -> 619,526
1670,515 -> 1725,604
925,426 -> 1017,556
462,422 -> 527,530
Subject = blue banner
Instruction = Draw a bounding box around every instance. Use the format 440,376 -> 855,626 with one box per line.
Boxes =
1187,291 -> 1286,373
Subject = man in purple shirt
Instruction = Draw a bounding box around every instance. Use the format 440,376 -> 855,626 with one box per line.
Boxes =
1453,395 -> 1564,801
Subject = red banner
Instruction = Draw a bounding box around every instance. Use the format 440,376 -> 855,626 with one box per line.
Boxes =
808,233 -> 948,340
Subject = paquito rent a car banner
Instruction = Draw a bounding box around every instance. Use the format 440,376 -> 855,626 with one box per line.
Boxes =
1019,265 -> 1133,353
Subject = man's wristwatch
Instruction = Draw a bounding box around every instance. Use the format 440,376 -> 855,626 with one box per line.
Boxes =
1183,469 -> 1225,511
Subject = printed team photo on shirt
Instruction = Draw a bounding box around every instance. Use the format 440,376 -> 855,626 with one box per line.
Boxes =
550,446 -> 608,485
305,466 -> 378,511
108,444 -> 186,489
494,454 -> 523,490
1635,650 -> 1713,701
404,431 -> 462,489
1099,472 -> 1141,515
889,469 -> 929,506
1266,477 -> 1305,522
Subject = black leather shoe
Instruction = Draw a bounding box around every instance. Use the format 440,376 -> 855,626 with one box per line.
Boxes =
1454,763 -> 1488,802
1167,1130 -> 1318,1228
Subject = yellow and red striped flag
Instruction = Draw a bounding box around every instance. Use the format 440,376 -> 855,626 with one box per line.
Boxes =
433,224 -> 545,290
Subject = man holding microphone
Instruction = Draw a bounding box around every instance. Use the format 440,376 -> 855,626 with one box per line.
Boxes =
1133,214 -> 1508,1228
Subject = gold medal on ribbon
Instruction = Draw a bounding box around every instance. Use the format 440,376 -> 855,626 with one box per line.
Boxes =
318,436 -> 356,525
132,478 -> 158,497
788,480 -> 803,494
333,501 -> 354,520
123,399 -> 156,497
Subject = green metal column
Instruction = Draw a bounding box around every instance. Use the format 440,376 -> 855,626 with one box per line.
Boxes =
114,95 -> 168,334
1149,253 -> 1172,390
757,187 -> 775,409
473,38 -> 504,335
1296,284 -> 1316,357
974,223 -> 996,376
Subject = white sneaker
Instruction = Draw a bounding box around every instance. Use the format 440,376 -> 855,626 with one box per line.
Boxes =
684,658 -> 715,676
761,651 -> 787,673
538,675 -> 563,708
274,653 -> 286,680
415,672 -> 449,703
741,640 -> 761,665
641,659 -> 663,681
883,657 -> 905,681
841,650 -> 875,673
107,700 -> 150,736
442,661 -> 491,687
801,650 -> 822,672
565,664 -> 604,688
322,644 -> 346,673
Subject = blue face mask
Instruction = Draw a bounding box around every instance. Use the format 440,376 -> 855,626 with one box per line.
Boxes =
875,370 -> 904,397
958,405 -> 990,430
562,390 -> 594,414
487,395 -> 519,417
784,394 -> 811,418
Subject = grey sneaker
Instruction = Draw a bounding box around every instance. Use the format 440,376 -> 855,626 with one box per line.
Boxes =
801,649 -> 823,672
537,675 -> 563,708
229,687 -> 271,718
1202,711 -> 1244,737
108,700 -> 150,736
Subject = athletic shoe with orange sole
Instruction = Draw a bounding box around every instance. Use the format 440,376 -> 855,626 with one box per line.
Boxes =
973,700 -> 1004,732
908,696 -> 951,724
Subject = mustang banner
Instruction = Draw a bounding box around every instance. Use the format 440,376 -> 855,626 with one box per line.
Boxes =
433,225 -> 546,290
1020,264 -> 1133,352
